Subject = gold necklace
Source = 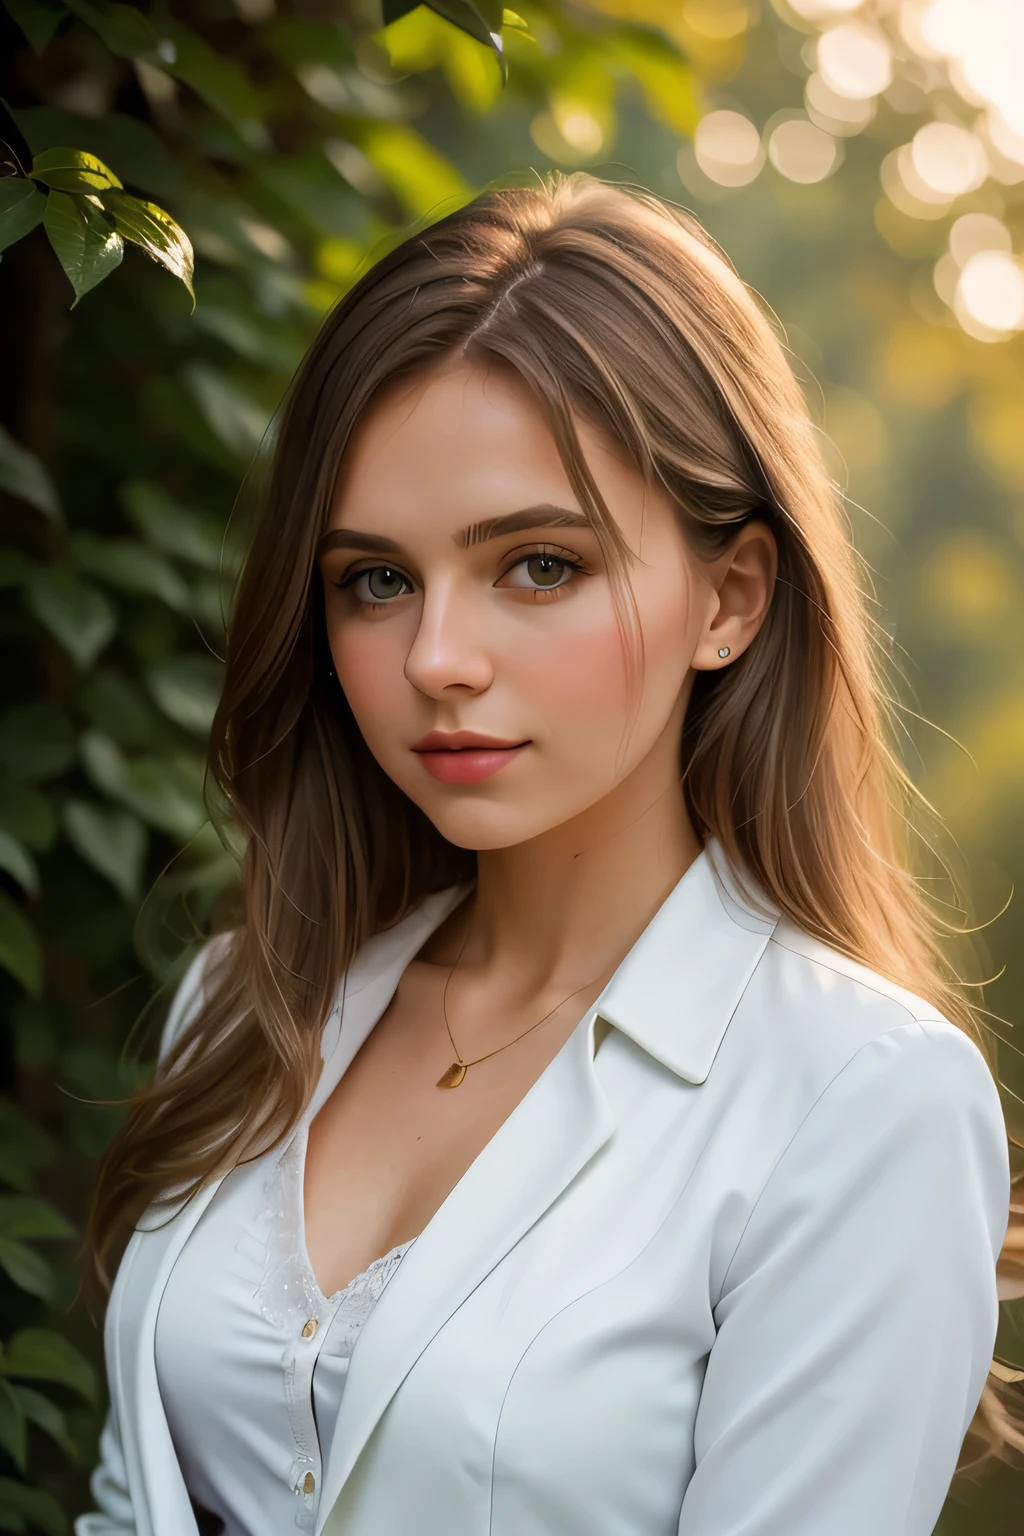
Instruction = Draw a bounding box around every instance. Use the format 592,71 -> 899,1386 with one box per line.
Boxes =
436,919 -> 609,1089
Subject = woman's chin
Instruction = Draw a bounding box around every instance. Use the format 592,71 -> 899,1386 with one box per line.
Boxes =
417,802 -> 561,855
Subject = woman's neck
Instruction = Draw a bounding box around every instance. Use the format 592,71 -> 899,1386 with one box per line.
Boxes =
454,727 -> 702,998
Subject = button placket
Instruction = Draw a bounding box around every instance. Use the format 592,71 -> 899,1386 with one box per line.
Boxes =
284,1287 -> 343,1530
255,1120 -> 417,1533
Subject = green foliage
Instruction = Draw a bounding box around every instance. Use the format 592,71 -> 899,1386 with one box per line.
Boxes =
0,1 -> 705,1516
2,0 -> 1021,1528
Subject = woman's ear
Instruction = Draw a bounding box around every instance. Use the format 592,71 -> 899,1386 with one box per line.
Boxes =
692,520 -> 777,671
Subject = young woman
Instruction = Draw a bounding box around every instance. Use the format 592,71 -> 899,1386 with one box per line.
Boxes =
78,174 -> 1018,1536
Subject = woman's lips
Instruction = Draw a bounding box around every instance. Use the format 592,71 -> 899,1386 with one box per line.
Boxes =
413,740 -> 529,785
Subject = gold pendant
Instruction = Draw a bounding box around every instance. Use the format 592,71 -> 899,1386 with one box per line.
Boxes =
437,1061 -> 467,1089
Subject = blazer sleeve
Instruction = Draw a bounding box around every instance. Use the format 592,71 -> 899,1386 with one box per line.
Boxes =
74,1403 -> 136,1536
678,1017 -> 1010,1536
74,940 -> 225,1536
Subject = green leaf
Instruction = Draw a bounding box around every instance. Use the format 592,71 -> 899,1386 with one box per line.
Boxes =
191,302 -> 304,370
3,0 -> 66,53
412,0 -> 506,78
71,533 -> 190,610
0,1476 -> 69,1536
0,1240 -> 54,1301
0,783 -> 56,854
0,704 -> 75,784
8,106 -> 186,201
101,189 -> 194,299
122,481 -> 236,573
0,894 -> 42,999
0,181 -> 46,253
80,731 -> 207,841
11,1387 -> 77,1462
614,32 -> 697,136
77,670 -> 161,750
42,191 -> 123,306
0,1331 -> 97,1406
9,1003 -> 55,1077
158,17 -> 266,140
62,0 -> 167,60
381,0 -> 420,21
0,1498 -> 30,1528
0,427 -> 60,520
0,1384 -> 26,1475
145,655 -> 223,735
0,1196 -> 75,1242
182,364 -> 272,464
29,146 -> 121,194
0,1100 -> 55,1193
356,121 -> 472,219
0,833 -> 38,898
63,799 -> 147,902
25,565 -> 117,668
0,551 -> 37,587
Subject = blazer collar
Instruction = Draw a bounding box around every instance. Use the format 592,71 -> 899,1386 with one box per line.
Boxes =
317,839 -> 777,1533
593,837 -> 779,1084
315,836 -> 780,1096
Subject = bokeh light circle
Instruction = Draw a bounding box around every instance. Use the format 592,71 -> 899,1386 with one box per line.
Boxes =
816,23 -> 893,100
768,118 -> 839,183
694,110 -> 765,187
910,121 -> 987,197
956,249 -> 1024,334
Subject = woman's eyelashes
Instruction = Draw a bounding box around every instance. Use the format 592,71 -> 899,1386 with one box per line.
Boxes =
334,545 -> 589,612
495,548 -> 586,594
342,565 -> 412,606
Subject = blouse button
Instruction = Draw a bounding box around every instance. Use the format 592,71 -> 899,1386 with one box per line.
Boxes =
301,1319 -> 318,1339
302,1472 -> 316,1495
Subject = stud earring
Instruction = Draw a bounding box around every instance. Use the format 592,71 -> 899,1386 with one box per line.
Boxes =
717,646 -> 731,659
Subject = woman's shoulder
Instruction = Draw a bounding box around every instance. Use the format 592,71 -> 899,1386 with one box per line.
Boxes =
156,882 -> 470,1061
158,930 -> 236,1062
737,915 -> 999,1115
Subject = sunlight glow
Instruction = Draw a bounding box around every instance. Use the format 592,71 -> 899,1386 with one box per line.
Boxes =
816,22 -> 893,99
768,118 -> 839,183
918,0 -> 1024,137
911,121 -> 987,198
956,250 -> 1024,336
694,110 -> 765,186
804,70 -> 877,135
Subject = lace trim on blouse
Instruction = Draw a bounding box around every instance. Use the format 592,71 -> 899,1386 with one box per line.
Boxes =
254,1123 -> 414,1529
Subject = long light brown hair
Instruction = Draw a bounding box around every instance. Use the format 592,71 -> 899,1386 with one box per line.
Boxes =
86,171 -> 1022,1469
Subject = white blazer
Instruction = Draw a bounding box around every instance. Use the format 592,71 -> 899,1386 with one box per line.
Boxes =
77,842 -> 1010,1536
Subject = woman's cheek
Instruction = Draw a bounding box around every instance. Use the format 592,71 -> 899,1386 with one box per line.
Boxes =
328,621 -> 409,749
510,610 -> 630,755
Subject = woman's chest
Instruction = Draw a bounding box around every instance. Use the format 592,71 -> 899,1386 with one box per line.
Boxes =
153,1135 -> 414,1536
321,1051 -> 760,1536
122,1021 -> 790,1536
304,987 -> 596,1295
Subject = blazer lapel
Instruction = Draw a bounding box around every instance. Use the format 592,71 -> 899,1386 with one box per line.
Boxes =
111,1182 -> 224,1536
316,1007 -> 616,1534
113,883 -> 472,1536
308,884 -> 475,1121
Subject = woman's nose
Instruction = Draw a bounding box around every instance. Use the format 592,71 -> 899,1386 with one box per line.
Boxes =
403,583 -> 494,698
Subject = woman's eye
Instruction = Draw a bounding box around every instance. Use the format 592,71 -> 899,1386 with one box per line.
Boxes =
501,554 -> 578,591
346,566 -> 411,604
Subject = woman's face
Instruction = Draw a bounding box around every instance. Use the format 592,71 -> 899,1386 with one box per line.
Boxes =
318,357 -> 762,853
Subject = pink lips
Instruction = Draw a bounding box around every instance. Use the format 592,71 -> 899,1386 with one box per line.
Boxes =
411,731 -> 530,785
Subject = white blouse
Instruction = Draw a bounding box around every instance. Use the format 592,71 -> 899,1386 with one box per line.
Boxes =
154,1119 -> 415,1536
78,853 -> 1011,1536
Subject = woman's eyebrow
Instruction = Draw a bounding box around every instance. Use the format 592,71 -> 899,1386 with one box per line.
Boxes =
315,504 -> 590,561
455,505 -> 591,548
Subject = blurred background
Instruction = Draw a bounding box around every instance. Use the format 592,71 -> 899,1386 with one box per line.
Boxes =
1,0 -> 1023,1528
